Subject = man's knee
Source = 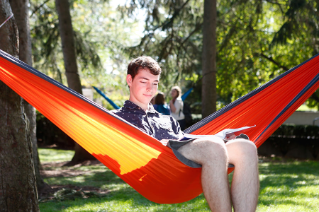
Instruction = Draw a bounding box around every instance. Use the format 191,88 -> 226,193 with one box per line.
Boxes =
227,139 -> 258,162
238,139 -> 257,156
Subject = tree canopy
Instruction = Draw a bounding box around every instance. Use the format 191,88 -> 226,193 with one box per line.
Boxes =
29,0 -> 319,112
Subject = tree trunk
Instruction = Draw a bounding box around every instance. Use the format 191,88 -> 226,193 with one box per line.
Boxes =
202,0 -> 217,118
10,0 -> 51,195
0,1 -> 39,211
55,0 -> 95,163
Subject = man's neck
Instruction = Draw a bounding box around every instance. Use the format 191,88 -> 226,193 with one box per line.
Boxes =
129,99 -> 149,111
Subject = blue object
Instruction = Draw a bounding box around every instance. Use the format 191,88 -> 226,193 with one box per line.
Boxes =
181,88 -> 193,101
93,86 -> 120,109
154,104 -> 170,115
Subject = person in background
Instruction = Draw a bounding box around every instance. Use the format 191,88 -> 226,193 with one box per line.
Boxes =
154,92 -> 170,115
150,95 -> 156,109
169,86 -> 186,130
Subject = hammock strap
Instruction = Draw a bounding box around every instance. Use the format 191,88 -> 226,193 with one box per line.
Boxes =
0,14 -> 13,29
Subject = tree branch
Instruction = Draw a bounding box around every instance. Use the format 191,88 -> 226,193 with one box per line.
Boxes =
149,0 -> 191,32
181,22 -> 202,46
30,0 -> 51,18
258,52 -> 290,71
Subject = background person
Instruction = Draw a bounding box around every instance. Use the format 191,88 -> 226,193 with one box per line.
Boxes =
154,92 -> 170,115
169,86 -> 186,130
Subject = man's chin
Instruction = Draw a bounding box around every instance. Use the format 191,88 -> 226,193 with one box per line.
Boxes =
142,96 -> 152,102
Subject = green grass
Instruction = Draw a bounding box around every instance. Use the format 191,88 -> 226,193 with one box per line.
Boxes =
257,161 -> 319,212
38,148 -> 319,211
39,148 -> 74,163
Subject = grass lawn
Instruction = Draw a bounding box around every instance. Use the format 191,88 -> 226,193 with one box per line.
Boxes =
38,148 -> 319,211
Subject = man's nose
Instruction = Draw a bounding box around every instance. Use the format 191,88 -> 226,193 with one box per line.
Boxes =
146,82 -> 152,91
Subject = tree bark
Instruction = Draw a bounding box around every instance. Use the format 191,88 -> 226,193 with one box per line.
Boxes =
202,0 -> 217,118
10,0 -> 51,195
55,0 -> 95,163
0,0 -> 39,211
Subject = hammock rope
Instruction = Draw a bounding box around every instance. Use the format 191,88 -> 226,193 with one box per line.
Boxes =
1,49 -> 319,203
0,14 -> 13,29
93,86 -> 120,109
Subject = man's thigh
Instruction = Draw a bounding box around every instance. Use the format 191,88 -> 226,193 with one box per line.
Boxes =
177,137 -> 226,165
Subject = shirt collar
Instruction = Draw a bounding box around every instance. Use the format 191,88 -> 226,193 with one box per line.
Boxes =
123,100 -> 157,114
148,103 -> 157,113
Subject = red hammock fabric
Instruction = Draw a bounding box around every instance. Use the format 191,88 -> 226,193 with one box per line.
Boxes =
0,49 -> 319,203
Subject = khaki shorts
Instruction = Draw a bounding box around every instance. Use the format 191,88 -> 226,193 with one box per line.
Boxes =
168,139 -> 202,168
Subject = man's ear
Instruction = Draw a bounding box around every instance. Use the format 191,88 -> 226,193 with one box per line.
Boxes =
126,74 -> 132,87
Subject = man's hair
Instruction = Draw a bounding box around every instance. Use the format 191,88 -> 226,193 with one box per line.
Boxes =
127,56 -> 161,79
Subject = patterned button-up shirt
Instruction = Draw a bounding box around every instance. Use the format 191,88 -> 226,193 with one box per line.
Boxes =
112,100 -> 184,141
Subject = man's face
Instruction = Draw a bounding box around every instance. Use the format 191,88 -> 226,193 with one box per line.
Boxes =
127,68 -> 159,110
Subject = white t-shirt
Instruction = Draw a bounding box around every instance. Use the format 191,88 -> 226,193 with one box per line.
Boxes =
171,97 -> 185,121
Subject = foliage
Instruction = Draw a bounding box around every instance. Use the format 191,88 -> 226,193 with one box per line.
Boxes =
29,0 -> 319,110
269,0 -> 319,110
30,0 -> 102,83
119,0 -> 319,111
29,0 -> 141,108
272,124 -> 319,138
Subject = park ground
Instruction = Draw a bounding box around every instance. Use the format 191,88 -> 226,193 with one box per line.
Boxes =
38,148 -> 319,212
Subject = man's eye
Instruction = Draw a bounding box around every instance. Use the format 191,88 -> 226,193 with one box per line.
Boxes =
153,83 -> 158,86
140,81 -> 146,83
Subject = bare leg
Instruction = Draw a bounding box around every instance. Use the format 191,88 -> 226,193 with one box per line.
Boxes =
177,137 -> 232,211
226,139 -> 259,212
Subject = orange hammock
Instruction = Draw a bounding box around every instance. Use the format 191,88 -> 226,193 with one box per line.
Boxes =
0,49 -> 319,203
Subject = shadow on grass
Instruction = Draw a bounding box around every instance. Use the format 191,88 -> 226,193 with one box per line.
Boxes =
41,167 -> 209,211
44,168 -> 125,187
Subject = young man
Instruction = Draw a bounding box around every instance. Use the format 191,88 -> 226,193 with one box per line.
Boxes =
112,56 -> 259,212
